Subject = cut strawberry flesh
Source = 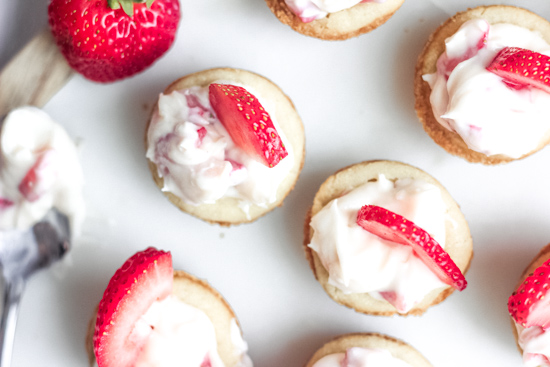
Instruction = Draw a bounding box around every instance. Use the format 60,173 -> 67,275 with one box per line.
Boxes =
185,93 -> 205,109
201,355 -> 212,367
196,127 -> 207,147
487,47 -> 550,93
208,83 -> 288,168
509,259 -> 550,329
437,20 -> 488,79
94,247 -> 173,367
0,198 -> 14,209
18,149 -> 57,202
356,205 -> 467,291
379,291 -> 408,313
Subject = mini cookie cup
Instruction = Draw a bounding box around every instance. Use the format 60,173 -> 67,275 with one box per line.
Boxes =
265,0 -> 405,40
414,5 -> 550,164
304,160 -> 473,316
145,67 -> 305,226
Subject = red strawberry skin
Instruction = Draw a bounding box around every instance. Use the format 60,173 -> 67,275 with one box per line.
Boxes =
509,259 -> 550,329
94,247 -> 173,367
48,0 -> 180,83
487,47 -> 550,93
208,83 -> 288,168
356,205 -> 467,291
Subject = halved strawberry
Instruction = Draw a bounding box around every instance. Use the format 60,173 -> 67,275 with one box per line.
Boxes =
356,205 -> 467,291
486,47 -> 550,93
509,258 -> 550,329
208,84 -> 288,168
93,247 -> 173,367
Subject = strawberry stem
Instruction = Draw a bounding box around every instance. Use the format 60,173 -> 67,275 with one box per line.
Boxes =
107,0 -> 154,17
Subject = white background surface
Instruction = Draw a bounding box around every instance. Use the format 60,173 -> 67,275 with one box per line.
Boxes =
2,0 -> 550,366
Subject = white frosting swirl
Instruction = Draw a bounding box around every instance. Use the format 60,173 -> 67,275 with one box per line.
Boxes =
515,323 -> 550,367
134,296 -> 252,367
284,0 -> 386,23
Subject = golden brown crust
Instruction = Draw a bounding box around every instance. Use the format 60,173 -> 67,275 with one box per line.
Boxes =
145,67 -> 305,226
304,333 -> 432,367
303,160 -> 473,316
86,270 -> 245,367
414,5 -> 550,164
265,0 -> 404,40
509,243 -> 550,356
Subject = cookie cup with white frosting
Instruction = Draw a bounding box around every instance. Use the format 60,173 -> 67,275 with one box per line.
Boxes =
86,270 -> 251,367
414,5 -> 550,164
145,68 -> 305,226
303,160 -> 472,316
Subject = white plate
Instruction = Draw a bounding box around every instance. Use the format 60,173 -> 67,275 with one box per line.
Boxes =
2,0 -> 550,366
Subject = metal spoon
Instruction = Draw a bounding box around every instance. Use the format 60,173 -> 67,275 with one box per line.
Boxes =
0,24 -> 74,367
0,208 -> 71,367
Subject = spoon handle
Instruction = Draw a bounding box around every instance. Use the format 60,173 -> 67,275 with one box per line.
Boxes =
0,278 -> 25,367
0,29 -> 74,117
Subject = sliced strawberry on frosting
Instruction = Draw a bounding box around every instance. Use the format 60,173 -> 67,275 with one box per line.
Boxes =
93,247 -> 173,367
509,258 -> 550,329
208,83 -> 288,168
487,47 -> 550,93
356,205 -> 467,291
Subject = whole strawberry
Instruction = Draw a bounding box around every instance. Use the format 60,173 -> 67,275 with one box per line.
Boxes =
48,0 -> 180,83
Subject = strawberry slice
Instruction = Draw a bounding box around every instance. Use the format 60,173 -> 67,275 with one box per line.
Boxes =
509,258 -> 550,329
486,47 -> 550,93
208,83 -> 288,168
93,247 -> 173,367
356,205 -> 467,291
